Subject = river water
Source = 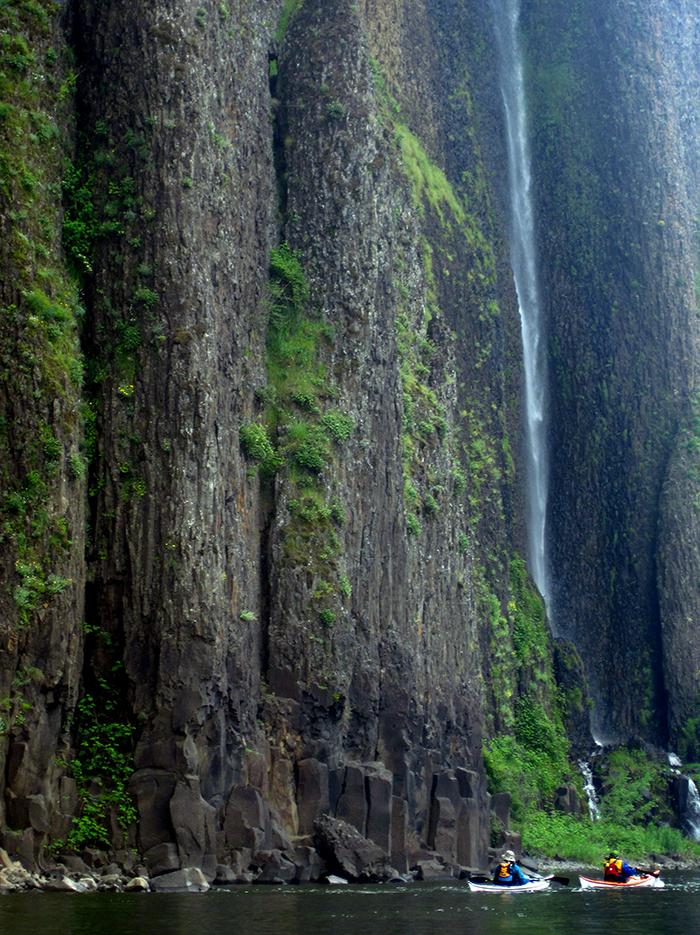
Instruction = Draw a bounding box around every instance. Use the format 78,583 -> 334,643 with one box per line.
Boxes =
2,873 -> 700,935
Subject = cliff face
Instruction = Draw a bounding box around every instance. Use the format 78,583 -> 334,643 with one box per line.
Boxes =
524,0 -> 700,744
1,0 -> 534,874
0,0 -> 86,857
1,0 -> 697,878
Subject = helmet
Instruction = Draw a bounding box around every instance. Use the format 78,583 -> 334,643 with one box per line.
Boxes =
502,850 -> 516,862
607,851 -> 619,859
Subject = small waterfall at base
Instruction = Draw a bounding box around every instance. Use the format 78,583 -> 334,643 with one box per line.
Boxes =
578,747 -> 602,821
490,0 -> 550,607
681,779 -> 700,841
668,752 -> 700,841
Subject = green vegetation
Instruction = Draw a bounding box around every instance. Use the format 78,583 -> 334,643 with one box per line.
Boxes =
55,693 -> 136,850
521,742 -> 700,862
368,56 -> 506,543
523,810 -> 700,864
483,557 -> 573,824
275,0 -> 303,45
239,422 -> 283,476
395,123 -> 465,227
239,244 -> 355,646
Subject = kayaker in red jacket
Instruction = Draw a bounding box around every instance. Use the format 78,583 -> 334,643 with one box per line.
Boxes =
603,851 -> 639,881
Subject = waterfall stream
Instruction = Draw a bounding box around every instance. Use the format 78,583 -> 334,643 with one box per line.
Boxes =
681,779 -> 700,841
490,0 -> 550,605
578,758 -> 601,821
668,752 -> 700,841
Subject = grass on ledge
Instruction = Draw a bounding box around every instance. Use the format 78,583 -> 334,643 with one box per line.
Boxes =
522,810 -> 700,865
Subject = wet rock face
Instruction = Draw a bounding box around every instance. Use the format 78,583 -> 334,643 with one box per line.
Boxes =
1,0 -> 529,875
658,438 -> 700,758
524,0 -> 700,743
8,0 -> 690,879
0,0 -> 86,861
70,0 -> 276,863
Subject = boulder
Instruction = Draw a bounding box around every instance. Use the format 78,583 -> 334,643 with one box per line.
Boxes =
224,786 -> 267,851
151,868 -> 210,893
129,769 -> 177,853
58,855 -> 91,876
169,777 -> 218,878
314,815 -> 393,881
143,841 -> 180,876
414,857 -> 451,881
254,849 -> 297,883
42,875 -> 88,893
293,845 -> 324,883
214,864 -> 237,884
125,876 -> 150,891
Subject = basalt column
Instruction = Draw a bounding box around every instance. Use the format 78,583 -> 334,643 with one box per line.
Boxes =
0,1 -> 85,861
73,0 -> 276,870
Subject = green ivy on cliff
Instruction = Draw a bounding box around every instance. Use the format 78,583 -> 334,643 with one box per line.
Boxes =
55,691 -> 136,851
240,243 -> 354,630
483,557 -> 573,820
0,0 -> 83,631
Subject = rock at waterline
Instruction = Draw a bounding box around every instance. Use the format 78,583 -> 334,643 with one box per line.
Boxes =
151,868 -> 210,893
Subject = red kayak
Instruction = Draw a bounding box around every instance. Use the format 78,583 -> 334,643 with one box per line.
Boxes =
579,873 -> 664,890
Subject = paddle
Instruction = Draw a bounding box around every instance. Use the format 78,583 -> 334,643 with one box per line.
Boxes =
531,872 -> 570,886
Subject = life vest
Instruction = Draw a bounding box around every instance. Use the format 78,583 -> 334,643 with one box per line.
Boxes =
497,861 -> 513,884
604,858 -> 624,880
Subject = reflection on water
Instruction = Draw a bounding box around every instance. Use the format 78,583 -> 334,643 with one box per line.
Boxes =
1,873 -> 700,935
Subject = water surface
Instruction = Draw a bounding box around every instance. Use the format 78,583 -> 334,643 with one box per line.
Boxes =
2,872 -> 700,935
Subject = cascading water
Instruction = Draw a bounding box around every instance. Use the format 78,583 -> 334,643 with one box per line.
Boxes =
668,752 -> 700,841
577,757 -> 601,821
681,779 -> 700,841
490,0 -> 550,605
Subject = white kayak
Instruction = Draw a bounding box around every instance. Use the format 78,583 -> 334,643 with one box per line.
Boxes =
467,877 -> 552,893
579,874 -> 664,890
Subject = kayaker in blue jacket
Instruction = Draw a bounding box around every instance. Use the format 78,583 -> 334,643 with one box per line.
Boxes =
493,849 -> 532,886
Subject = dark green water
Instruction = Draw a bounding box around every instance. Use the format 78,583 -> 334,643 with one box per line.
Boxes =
2,873 -> 700,935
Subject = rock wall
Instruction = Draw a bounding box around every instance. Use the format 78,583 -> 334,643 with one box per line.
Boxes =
0,0 -> 529,877
0,0 -> 86,864
524,0 -> 700,743
5,0 -> 696,878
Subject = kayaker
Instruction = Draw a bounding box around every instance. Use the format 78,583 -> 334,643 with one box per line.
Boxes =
493,849 -> 532,886
603,851 -> 639,882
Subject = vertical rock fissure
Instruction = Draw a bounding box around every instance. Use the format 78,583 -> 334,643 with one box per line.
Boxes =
490,0 -> 550,609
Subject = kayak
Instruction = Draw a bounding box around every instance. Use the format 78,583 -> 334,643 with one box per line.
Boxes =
579,874 -> 664,890
467,878 -> 552,893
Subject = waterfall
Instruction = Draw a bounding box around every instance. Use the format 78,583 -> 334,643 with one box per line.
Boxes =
682,780 -> 700,841
577,759 -> 601,821
490,0 -> 550,604
668,752 -> 700,841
